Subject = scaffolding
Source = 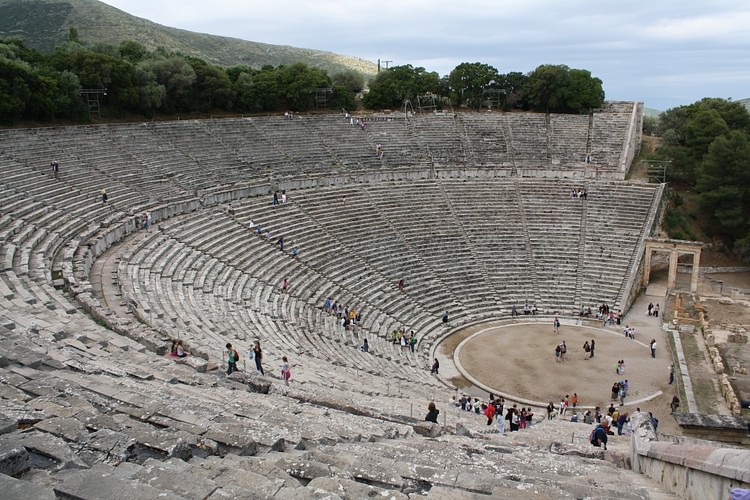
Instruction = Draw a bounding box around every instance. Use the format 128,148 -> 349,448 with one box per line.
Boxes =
80,88 -> 107,118
417,92 -> 438,114
482,88 -> 507,110
314,88 -> 333,110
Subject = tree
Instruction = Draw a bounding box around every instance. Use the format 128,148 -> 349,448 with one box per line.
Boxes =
136,56 -> 196,113
525,64 -> 604,113
332,70 -> 364,95
696,130 -> 750,245
277,62 -> 331,111
363,64 -> 440,110
185,57 -> 234,112
653,99 -> 749,185
497,71 -> 529,109
119,40 -> 149,63
447,62 -> 498,108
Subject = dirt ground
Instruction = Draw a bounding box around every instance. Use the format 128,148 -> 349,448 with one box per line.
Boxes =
457,322 -> 665,410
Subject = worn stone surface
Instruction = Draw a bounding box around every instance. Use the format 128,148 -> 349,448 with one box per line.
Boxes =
0,472 -> 56,500
0,441 -> 30,476
227,370 -> 272,394
3,431 -> 89,471
413,422 -> 443,437
308,476 -> 409,499
48,468 -> 185,500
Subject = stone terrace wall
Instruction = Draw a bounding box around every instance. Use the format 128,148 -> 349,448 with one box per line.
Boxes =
630,413 -> 750,500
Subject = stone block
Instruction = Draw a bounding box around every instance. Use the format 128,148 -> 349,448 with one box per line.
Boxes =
227,370 -> 271,394
413,422 -> 442,437
202,428 -> 257,457
0,415 -> 16,435
134,459 -> 217,499
51,468 -> 184,500
308,476 -> 408,499
0,473 -> 56,500
10,431 -> 89,471
34,417 -> 87,442
0,441 -> 30,476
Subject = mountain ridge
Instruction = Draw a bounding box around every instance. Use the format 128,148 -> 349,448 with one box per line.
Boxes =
0,0 -> 378,77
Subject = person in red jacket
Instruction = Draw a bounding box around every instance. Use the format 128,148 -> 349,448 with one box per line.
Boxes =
484,401 -> 496,426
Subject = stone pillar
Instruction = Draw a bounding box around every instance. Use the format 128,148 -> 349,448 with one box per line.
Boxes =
643,245 -> 652,287
667,249 -> 678,289
690,250 -> 701,293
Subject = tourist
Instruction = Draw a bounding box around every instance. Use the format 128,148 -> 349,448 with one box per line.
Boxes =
648,302 -> 654,316
559,396 -> 568,417
617,412 -> 628,435
442,311 -> 449,324
611,382 -> 620,401
590,422 -> 608,450
226,343 -> 239,375
253,340 -> 264,375
426,402 -> 439,423
510,406 -> 520,432
273,191 -> 279,205
670,395 -> 680,413
553,316 -> 560,334
281,356 -> 291,385
175,340 -> 187,358
398,279 -> 405,292
361,338 -> 369,353
409,332 -> 416,352
547,401 -> 555,420
654,304 -> 660,317
51,160 -> 60,179
650,339 -> 657,358
282,278 -> 289,294
571,393 -> 578,408
583,340 -> 591,358
431,358 -> 440,374
590,338 -> 596,358
101,188 -> 108,205
496,408 -> 506,434
669,363 -> 675,384
484,401 -> 495,426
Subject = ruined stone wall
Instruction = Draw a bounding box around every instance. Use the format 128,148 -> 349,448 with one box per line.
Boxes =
630,413 -> 750,499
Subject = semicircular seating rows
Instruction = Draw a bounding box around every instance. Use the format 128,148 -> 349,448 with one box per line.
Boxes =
0,105 -> 684,498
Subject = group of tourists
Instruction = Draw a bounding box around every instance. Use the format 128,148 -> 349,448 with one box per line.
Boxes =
391,327 -> 417,352
442,394 -> 534,434
610,380 -> 629,405
223,340 -> 286,382
323,298 -> 363,331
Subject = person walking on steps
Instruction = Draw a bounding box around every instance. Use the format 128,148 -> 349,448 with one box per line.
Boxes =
226,343 -> 239,375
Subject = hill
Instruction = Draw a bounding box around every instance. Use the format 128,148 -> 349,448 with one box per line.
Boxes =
0,0 -> 378,77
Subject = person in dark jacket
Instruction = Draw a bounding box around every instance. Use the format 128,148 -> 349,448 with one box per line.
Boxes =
425,402 -> 439,423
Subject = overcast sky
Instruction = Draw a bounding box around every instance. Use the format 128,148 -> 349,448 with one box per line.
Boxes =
99,0 -> 750,111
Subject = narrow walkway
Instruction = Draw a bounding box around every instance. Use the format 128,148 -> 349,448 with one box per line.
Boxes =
671,330 -> 698,412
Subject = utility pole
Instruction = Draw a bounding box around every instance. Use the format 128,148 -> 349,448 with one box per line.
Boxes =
379,60 -> 393,72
